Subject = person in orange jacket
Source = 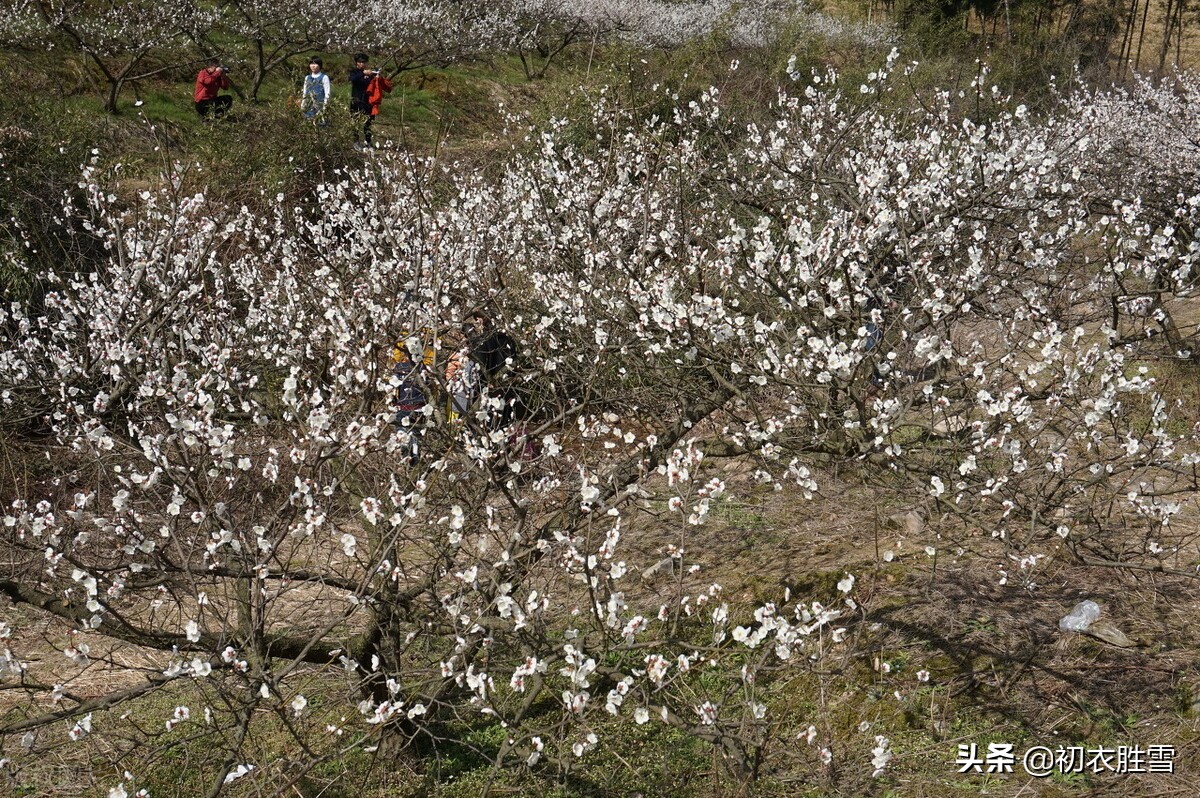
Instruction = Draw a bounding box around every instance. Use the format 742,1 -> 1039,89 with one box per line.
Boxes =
194,59 -> 233,120
348,53 -> 392,149
443,324 -> 479,421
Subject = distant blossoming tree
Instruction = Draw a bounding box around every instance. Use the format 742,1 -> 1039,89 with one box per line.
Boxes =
29,0 -> 220,112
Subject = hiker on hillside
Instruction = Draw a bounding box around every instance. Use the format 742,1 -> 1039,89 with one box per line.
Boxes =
464,312 -> 542,468
348,53 -> 392,149
465,311 -> 522,427
467,312 -> 517,383
301,56 -> 331,124
443,324 -> 480,421
391,335 -> 432,464
194,59 -> 233,119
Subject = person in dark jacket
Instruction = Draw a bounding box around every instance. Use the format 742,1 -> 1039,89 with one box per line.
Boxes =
466,312 -> 522,427
468,312 -> 517,380
348,53 -> 378,147
194,59 -> 233,119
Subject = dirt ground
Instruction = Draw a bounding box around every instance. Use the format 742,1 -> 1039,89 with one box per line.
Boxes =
622,453 -> 1200,796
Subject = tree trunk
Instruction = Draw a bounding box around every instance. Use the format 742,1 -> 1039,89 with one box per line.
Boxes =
1158,0 -> 1176,72
1135,0 -> 1152,69
251,40 -> 268,102
1175,0 -> 1187,67
105,77 -> 122,113
1118,0 -> 1139,79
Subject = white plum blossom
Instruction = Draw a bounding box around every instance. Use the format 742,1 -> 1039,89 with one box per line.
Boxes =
870,735 -> 892,776
223,764 -> 255,784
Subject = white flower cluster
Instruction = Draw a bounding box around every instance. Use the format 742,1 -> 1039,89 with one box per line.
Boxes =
512,0 -> 892,48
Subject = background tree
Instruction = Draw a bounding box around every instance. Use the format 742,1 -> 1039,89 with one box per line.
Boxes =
211,0 -> 364,102
31,0 -> 219,112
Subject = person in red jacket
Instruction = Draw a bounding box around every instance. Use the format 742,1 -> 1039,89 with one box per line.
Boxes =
194,59 -> 233,119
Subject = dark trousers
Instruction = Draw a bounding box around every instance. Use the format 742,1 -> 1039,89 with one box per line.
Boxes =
392,409 -> 424,464
355,112 -> 373,144
350,100 -> 373,144
196,96 -> 233,119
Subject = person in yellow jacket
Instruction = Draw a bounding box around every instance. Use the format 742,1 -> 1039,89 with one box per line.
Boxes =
390,330 -> 435,463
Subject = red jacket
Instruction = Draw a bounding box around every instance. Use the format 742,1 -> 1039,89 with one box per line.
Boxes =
194,68 -> 230,103
366,74 -> 393,116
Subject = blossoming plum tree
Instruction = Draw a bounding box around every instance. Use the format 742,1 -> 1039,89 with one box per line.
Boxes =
1,57 -> 1199,796
347,1 -> 526,74
212,0 -> 372,102
507,0 -> 892,79
29,0 -> 220,112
